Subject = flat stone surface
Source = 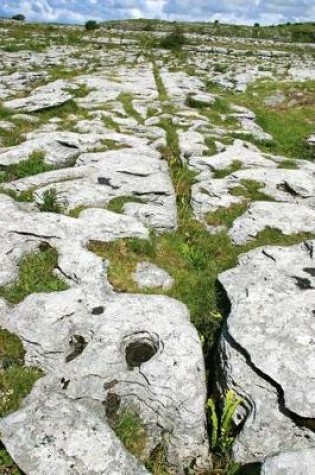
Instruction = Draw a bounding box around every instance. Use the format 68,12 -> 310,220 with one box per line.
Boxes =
229,202 -> 315,245
4,80 -> 72,112
133,262 -> 174,290
0,393 -> 150,475
261,449 -> 315,475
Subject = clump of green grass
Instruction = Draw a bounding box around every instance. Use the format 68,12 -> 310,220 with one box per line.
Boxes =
0,327 -> 43,474
112,410 -> 147,458
213,160 -> 242,179
230,179 -> 274,201
0,243 -> 68,304
0,444 -> 23,475
159,28 -> 186,50
186,96 -> 209,109
277,159 -> 298,169
110,409 -> 170,474
107,196 -> 144,214
67,205 -> 89,218
34,99 -> 86,122
206,203 -> 248,228
0,105 -> 13,121
66,84 -> 91,98
0,188 -> 34,202
0,328 -> 43,418
38,188 -> 64,214
213,63 -> 229,73
0,150 -> 55,184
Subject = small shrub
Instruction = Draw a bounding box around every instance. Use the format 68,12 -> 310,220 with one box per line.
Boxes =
11,14 -> 25,21
85,20 -> 99,31
159,28 -> 186,50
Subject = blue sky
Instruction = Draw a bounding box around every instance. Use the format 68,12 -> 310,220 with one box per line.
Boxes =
0,0 -> 314,25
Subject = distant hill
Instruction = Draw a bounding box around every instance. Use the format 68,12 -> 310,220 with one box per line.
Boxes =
101,19 -> 315,43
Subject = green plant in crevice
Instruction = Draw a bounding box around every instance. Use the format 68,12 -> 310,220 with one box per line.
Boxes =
207,390 -> 243,456
0,150 -> 55,184
112,409 -> 147,459
38,188 -> 64,214
0,243 -> 68,304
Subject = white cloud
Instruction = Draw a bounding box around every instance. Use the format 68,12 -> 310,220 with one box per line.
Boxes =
0,0 -> 313,25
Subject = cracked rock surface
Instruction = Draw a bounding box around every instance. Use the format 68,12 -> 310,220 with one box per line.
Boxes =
0,196 -> 209,473
217,240 -> 315,464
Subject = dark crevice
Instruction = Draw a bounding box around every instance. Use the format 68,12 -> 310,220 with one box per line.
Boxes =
292,275 -> 314,290
303,267 -> 315,277
56,265 -> 80,284
65,335 -> 87,363
97,177 -> 119,189
56,140 -> 79,149
8,230 -> 60,240
117,170 -> 151,178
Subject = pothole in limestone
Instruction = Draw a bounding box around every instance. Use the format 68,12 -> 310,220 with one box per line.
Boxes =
123,332 -> 160,370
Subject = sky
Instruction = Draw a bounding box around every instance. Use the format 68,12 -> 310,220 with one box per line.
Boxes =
0,0 -> 314,26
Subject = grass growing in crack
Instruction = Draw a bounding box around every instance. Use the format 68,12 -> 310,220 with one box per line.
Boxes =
0,150 -> 55,184
107,196 -> 144,214
224,80 -> 315,160
152,63 -> 168,102
212,160 -> 242,179
110,409 -> 169,474
0,243 -> 68,304
277,159 -> 298,169
230,179 -> 275,201
0,188 -> 34,203
112,410 -> 147,458
65,84 -> 92,98
206,203 -> 248,228
38,188 -> 64,214
0,328 -> 43,418
0,328 -> 43,474
118,93 -> 142,123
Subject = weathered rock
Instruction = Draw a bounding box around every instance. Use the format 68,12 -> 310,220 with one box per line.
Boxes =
263,92 -> 286,107
261,449 -> 315,475
0,393 -> 150,475
229,202 -> 315,244
4,80 -> 72,112
217,240 -> 315,464
308,134 -> 315,146
3,140 -> 178,233
0,195 -> 210,473
133,262 -> 174,290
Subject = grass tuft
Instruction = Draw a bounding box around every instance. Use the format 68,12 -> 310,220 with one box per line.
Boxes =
0,243 -> 68,304
0,150 -> 55,184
